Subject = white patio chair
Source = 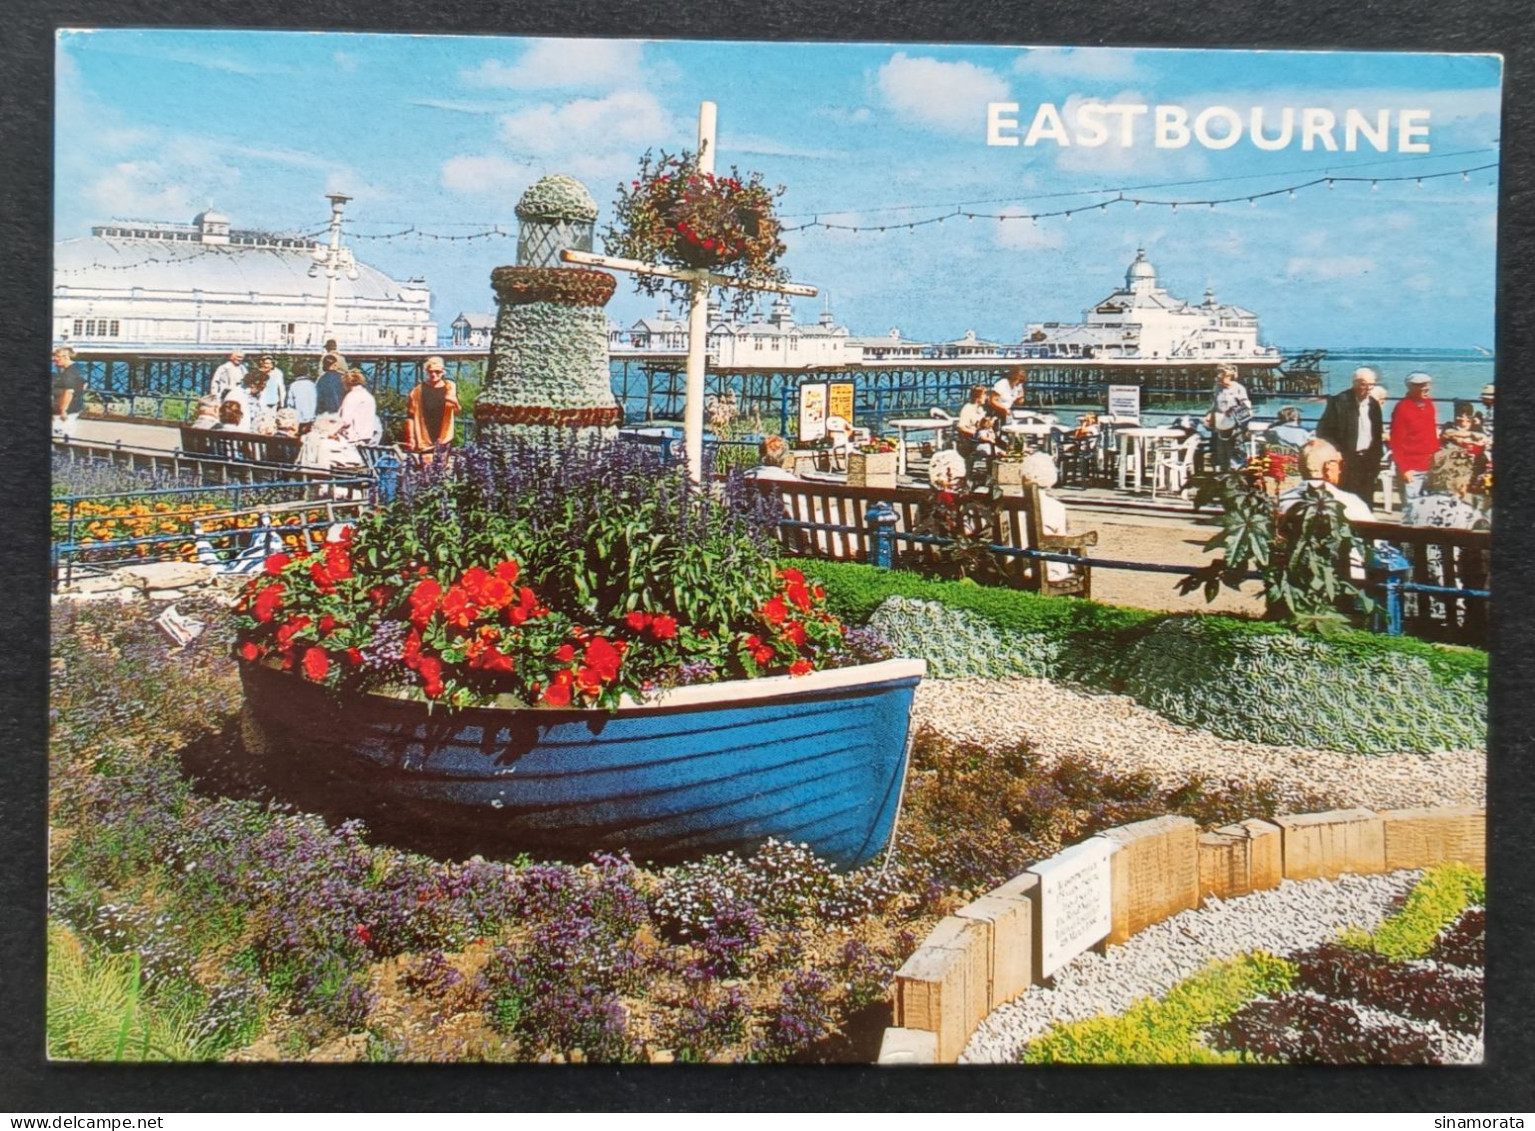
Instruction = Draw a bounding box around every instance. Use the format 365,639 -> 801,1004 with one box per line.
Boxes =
1152,434 -> 1202,499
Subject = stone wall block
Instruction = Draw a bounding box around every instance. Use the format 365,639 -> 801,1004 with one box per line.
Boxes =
1207,818 -> 1284,897
1379,807 -> 1485,872
1101,815 -> 1199,944
1272,808 -> 1385,881
893,915 -> 989,1063
1198,831 -> 1248,903
956,891 -> 1034,1010
876,1027 -> 938,1065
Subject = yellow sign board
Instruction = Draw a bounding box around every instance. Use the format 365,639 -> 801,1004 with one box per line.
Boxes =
828,382 -> 855,425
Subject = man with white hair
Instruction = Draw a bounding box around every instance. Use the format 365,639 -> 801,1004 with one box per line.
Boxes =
1018,451 -> 1075,582
1315,366 -> 1384,506
1277,438 -> 1373,522
209,350 -> 246,401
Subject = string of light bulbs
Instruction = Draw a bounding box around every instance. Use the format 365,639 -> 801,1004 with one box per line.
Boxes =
782,163 -> 1496,234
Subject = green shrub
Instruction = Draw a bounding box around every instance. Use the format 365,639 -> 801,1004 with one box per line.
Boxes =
1074,617 -> 1486,754
868,598 -> 1064,679
805,562 -> 1487,755
1342,865 -> 1486,961
1021,951 -> 1295,1064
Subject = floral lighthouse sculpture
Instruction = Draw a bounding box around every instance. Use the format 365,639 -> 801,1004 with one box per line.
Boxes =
474,174 -> 622,452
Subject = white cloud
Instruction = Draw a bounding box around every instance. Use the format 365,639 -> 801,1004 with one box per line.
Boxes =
495,90 -> 675,181
464,39 -> 646,91
993,208 -> 1065,251
440,154 -> 533,197
1285,255 -> 1376,280
876,52 -> 1009,133
1013,47 -> 1141,81
84,161 -> 205,217
815,105 -> 873,126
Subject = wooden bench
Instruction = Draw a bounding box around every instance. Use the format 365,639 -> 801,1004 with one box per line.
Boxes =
754,479 -> 1095,595
179,426 -> 301,466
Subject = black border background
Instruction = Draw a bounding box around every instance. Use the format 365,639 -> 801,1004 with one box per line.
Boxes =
3,0 -> 1531,1112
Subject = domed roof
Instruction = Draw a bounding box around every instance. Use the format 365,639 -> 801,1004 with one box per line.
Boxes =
516,175 -> 599,224
1125,247 -> 1156,288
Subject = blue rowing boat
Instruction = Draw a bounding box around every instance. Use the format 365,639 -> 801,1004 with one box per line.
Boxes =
239,657 -> 924,869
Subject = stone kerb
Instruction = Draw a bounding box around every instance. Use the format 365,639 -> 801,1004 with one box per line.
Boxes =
1101,815 -> 1199,945
877,803 -> 1485,1066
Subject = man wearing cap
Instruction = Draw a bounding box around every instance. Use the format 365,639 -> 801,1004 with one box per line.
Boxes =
1315,367 -> 1384,506
209,350 -> 246,401
1477,384 -> 1495,440
1390,372 -> 1440,506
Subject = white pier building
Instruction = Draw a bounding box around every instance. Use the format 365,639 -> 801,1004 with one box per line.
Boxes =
53,209 -> 437,352
1021,248 -> 1280,363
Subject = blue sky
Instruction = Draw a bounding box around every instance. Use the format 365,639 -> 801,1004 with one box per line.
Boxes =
55,31 -> 1502,349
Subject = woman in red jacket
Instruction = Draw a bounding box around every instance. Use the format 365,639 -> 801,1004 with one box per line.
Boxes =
1389,372 -> 1439,506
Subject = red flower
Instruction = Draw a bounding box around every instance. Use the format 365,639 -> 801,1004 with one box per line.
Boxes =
323,542 -> 352,581
263,553 -> 291,576
584,637 -> 622,682
761,595 -> 788,626
744,634 -> 775,666
495,558 -> 520,585
318,614 -> 336,635
555,643 -> 576,662
402,628 -> 423,669
253,582 -> 285,623
238,641 -> 262,662
408,578 -> 442,627
544,669 -> 574,706
275,616 -> 312,650
440,585 -> 477,630
785,582 -> 812,612
479,648 -> 514,674
309,559 -> 336,595
625,610 -> 653,632
369,585 -> 393,608
784,620 -> 808,647
302,647 -> 330,682
575,666 -> 604,697
649,614 -> 678,640
417,655 -> 444,698
779,567 -> 805,585
789,659 -> 813,677
346,647 -> 363,667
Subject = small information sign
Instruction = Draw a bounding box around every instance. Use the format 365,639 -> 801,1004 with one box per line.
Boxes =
798,382 -> 829,443
828,381 -> 855,426
1028,837 -> 1116,979
1107,384 -> 1141,419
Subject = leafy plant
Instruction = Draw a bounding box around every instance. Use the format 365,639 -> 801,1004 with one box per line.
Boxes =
1341,864 -> 1485,961
1020,951 -> 1296,1064
1178,469 -> 1374,628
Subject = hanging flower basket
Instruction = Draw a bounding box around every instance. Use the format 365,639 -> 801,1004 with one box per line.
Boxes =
604,149 -> 789,314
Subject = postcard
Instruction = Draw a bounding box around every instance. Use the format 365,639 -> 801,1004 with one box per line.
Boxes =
47,30 -> 1497,1071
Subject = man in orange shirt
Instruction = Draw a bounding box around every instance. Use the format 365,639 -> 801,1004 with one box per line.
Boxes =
1389,372 -> 1439,507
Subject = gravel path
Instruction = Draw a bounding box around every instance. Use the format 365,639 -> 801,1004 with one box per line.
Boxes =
913,678 -> 1485,812
961,869 -> 1480,1065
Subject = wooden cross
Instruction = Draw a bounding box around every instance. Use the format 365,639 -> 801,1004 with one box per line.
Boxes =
562,101 -> 817,483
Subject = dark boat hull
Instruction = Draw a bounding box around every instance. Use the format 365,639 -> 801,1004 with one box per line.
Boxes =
239,658 -> 924,869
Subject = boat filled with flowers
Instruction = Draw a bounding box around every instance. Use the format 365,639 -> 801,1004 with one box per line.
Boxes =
234,442 -> 923,867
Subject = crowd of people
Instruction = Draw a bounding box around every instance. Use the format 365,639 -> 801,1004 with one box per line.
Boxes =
195,345 -> 454,463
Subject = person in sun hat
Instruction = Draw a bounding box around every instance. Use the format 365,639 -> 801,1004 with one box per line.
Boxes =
1477,383 -> 1495,439
1390,372 -> 1439,507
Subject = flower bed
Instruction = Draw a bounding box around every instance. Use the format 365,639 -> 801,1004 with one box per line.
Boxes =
49,595 -> 1319,1062
805,561 -> 1487,755
234,443 -> 857,709
1018,866 -> 1484,1065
